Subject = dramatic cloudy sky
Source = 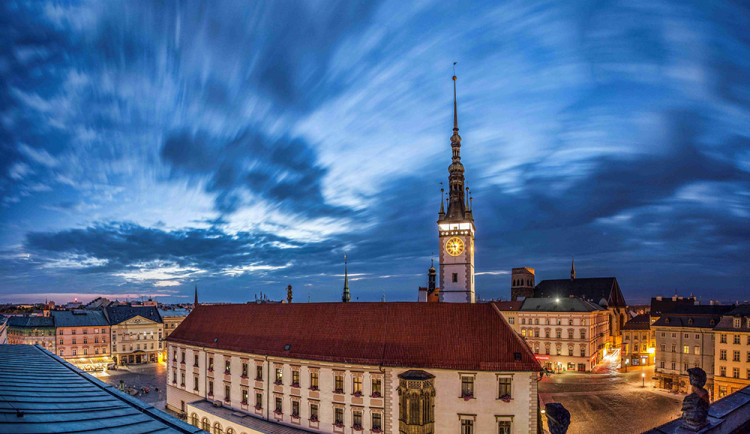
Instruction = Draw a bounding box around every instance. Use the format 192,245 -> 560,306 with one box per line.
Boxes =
1,1 -> 748,305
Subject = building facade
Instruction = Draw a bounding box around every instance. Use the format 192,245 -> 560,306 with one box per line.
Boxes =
514,298 -> 610,372
167,303 -> 541,434
7,315 -> 56,353
652,305 -> 732,400
713,305 -> 750,399
51,310 -> 112,371
105,305 -> 164,365
621,313 -> 656,368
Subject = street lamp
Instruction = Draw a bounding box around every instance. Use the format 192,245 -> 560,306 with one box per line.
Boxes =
642,372 -> 646,388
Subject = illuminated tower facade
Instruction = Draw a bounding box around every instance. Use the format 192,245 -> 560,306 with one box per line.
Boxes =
437,73 -> 475,303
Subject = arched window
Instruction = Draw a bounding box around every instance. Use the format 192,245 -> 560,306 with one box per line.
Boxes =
226,429 -> 235,434
213,422 -> 223,434
190,413 -> 198,427
201,418 -> 210,431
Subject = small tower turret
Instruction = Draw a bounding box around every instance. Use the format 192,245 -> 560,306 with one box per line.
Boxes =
342,255 -> 350,303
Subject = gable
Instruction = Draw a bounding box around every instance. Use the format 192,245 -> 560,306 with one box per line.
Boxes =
120,315 -> 157,326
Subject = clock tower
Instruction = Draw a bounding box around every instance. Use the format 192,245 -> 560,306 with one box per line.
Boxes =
437,72 -> 475,303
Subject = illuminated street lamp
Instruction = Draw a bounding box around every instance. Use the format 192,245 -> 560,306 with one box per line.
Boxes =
642,372 -> 646,388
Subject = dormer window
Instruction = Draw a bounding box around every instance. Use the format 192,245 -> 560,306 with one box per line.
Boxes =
734,318 -> 741,328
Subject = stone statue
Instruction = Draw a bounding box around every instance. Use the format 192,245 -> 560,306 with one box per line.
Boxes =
545,403 -> 571,434
286,285 -> 293,303
680,367 -> 710,431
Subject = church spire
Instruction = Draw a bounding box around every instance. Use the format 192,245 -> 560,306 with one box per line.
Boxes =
570,256 -> 576,280
441,63 -> 471,222
342,254 -> 350,303
194,284 -> 198,307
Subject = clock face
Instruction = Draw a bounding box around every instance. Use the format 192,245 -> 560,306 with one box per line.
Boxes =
445,237 -> 465,256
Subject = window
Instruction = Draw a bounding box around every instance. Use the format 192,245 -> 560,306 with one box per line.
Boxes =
334,374 -> 344,393
721,334 -> 727,344
661,344 -> 666,352
255,392 -> 262,409
498,420 -> 512,434
310,372 -> 319,390
521,329 -> 526,337
372,378 -> 382,396
634,344 -> 639,352
461,419 -> 474,434
660,361 -> 665,369
59,338 -> 63,345
275,368 -> 283,384
72,339 -> 76,345
190,413 -> 198,427
292,370 -> 300,386
224,385 -> 230,402
180,372 -> 185,386
242,389 -> 248,404
292,400 -> 300,417
580,347 -> 586,357
194,375 -> 199,391
580,330 -> 586,339
733,368 -> 740,379
569,318 -> 574,326
720,366 -> 726,377
225,360 -> 231,374
59,349 -> 64,356
201,418 -> 210,431
521,318 -> 526,325
545,330 -> 550,338
568,330 -> 574,339
213,422 -> 222,434
335,407 -> 344,425
734,335 -> 741,344
556,329 -> 562,339
275,397 -> 282,413
256,365 -> 263,380
452,273 -> 458,283
310,403 -> 319,420
671,344 -> 676,353
720,350 -> 727,360
661,332 -> 665,337
508,317 -> 514,324
734,318 -> 741,328
684,333 -> 688,339
498,377 -> 512,399
695,334 -> 700,340
353,410 -> 362,428
683,346 -> 689,354
747,352 -> 750,362
208,380 -> 214,396
535,319 -> 539,325
194,354 -> 199,367
372,413 -> 382,430
671,362 -> 676,370
461,376 -> 474,397
181,351 -> 185,363
353,376 -> 362,394
173,371 -> 177,384
208,357 -> 214,371
734,351 -> 741,362
694,346 -> 700,355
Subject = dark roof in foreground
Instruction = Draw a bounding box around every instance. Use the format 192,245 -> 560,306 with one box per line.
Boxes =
168,302 -> 541,372
105,305 -> 163,324
518,297 -> 606,312
645,385 -> 750,433
622,313 -> 652,331
7,315 -> 54,328
0,345 -> 200,433
534,277 -> 627,307
51,310 -> 109,327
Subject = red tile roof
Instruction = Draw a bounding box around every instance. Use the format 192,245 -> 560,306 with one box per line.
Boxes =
493,301 -> 523,311
168,302 -> 540,372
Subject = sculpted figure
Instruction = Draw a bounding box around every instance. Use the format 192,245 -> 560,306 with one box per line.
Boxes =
680,367 -> 710,431
545,403 -> 571,434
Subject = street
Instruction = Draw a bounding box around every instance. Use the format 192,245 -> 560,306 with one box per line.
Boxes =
539,361 -> 684,433
93,363 -> 168,408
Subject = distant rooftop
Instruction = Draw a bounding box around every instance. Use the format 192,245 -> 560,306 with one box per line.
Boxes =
51,310 -> 109,328
622,313 -> 652,331
7,315 -> 54,328
519,297 -> 606,312
159,308 -> 191,317
0,345 -> 200,433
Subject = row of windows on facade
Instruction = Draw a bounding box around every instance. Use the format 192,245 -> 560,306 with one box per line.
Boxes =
187,406 -> 383,432
527,343 -> 588,357
58,347 -> 108,357
732,318 -> 750,328
625,343 -> 652,353
521,328 -> 589,339
112,331 -> 162,341
717,366 -> 750,379
718,350 -> 750,362
461,419 -> 512,434
624,333 -> 652,341
517,318 -> 589,326
719,334 -> 750,345
59,337 -> 105,345
58,328 -> 107,335
172,361 -> 383,397
512,279 -> 532,286
119,342 -> 161,352
460,375 -> 512,399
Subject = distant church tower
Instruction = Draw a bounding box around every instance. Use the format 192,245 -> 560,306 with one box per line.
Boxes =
511,267 -> 535,301
437,70 -> 475,303
342,255 -> 350,303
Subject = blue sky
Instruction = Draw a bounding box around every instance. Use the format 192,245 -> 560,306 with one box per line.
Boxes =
1,1 -> 748,305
